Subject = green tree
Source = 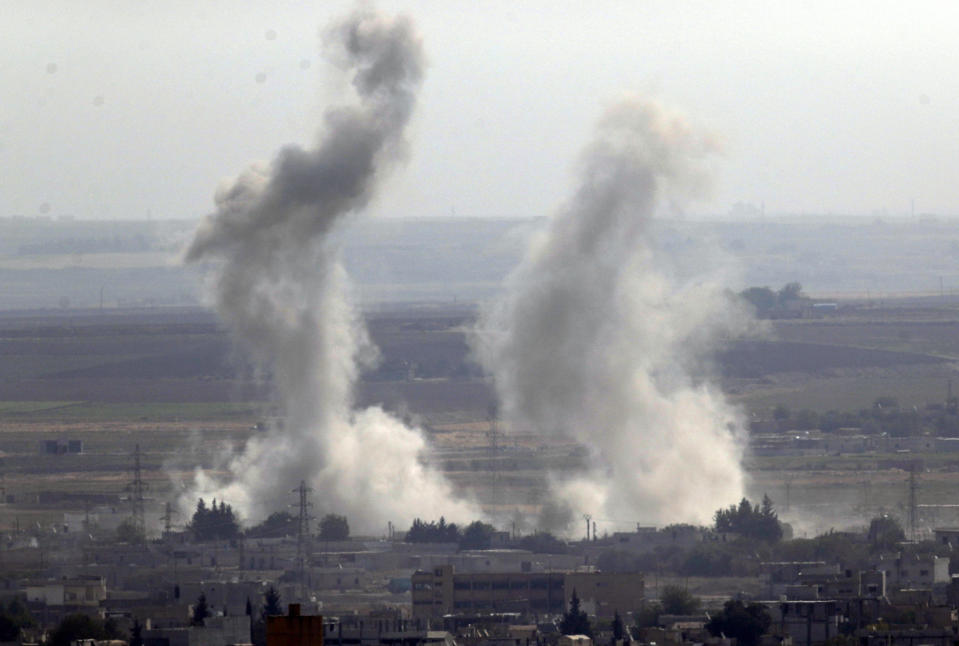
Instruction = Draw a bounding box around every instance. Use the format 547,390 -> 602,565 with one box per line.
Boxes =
406,517 -> 460,543
635,602 -> 662,629
705,600 -> 771,646
0,615 -> 19,642
130,619 -> 143,646
560,589 -> 592,636
868,515 -> 905,552
49,614 -> 123,646
777,282 -> 804,304
793,409 -> 819,431
596,549 -> 642,573
459,521 -> 495,550
611,610 -> 625,643
772,404 -> 790,421
680,543 -> 735,577
117,517 -> 146,543
247,511 -> 297,538
659,585 -> 700,615
0,599 -> 34,641
189,498 -> 239,541
874,395 -> 899,410
318,514 -> 350,541
263,586 -> 282,618
740,287 -> 776,313
191,594 -> 209,626
519,532 -> 569,554
714,496 -> 783,542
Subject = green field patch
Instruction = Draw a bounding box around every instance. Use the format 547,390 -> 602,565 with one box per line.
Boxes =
0,401 -> 265,421
733,370 -> 956,414
0,354 -> 149,379
0,400 -> 83,414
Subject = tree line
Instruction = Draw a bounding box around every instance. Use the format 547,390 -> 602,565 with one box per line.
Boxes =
188,499 -> 350,542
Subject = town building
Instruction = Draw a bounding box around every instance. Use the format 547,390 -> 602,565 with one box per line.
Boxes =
267,603 -> 324,646
411,566 -> 643,620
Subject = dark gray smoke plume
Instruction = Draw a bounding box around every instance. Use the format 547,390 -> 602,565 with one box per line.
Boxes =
182,9 -> 477,530
476,99 -> 749,530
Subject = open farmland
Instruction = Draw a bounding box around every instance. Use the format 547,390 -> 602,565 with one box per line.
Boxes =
2,300 -> 959,534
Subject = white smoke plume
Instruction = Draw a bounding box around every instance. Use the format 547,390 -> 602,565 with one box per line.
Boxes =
476,98 -> 750,530
183,9 -> 478,532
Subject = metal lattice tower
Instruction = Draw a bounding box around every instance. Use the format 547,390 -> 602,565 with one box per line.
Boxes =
486,403 -> 499,518
908,465 -> 920,541
160,501 -> 179,533
293,481 -> 313,587
127,444 -> 147,533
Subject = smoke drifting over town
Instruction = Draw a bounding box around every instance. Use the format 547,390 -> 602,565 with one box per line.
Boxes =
183,9 -> 477,531
476,99 -> 751,530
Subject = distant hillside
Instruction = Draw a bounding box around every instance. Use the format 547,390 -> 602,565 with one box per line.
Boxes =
3,216 -> 959,309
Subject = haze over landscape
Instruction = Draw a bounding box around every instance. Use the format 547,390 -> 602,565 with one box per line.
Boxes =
4,2 -> 959,222
5,5 -> 959,644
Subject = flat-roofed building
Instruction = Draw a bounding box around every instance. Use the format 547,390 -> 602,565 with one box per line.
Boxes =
267,604 -> 323,646
411,566 -> 642,620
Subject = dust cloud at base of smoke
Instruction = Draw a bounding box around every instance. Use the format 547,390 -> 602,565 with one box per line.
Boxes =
475,98 -> 752,532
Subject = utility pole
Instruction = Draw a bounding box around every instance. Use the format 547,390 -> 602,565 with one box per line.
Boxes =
860,479 -> 872,517
160,501 -> 178,533
908,465 -> 920,541
293,481 -> 313,591
487,403 -> 499,519
127,444 -> 146,534
583,514 -> 592,542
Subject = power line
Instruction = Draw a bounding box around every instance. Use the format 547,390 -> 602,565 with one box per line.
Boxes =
160,501 -> 179,533
127,444 -> 147,534
908,464 -> 920,541
487,403 -> 499,519
292,480 -> 313,590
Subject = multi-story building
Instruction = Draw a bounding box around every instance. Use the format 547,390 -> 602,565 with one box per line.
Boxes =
765,600 -> 842,646
25,576 -> 106,607
267,604 -> 324,646
411,566 -> 643,620
875,553 -> 950,589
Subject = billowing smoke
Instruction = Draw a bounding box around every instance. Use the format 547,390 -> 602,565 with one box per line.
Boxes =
476,99 -> 750,530
183,9 -> 478,531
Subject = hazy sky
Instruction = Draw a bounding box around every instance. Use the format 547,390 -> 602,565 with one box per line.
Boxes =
3,1 -> 959,221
